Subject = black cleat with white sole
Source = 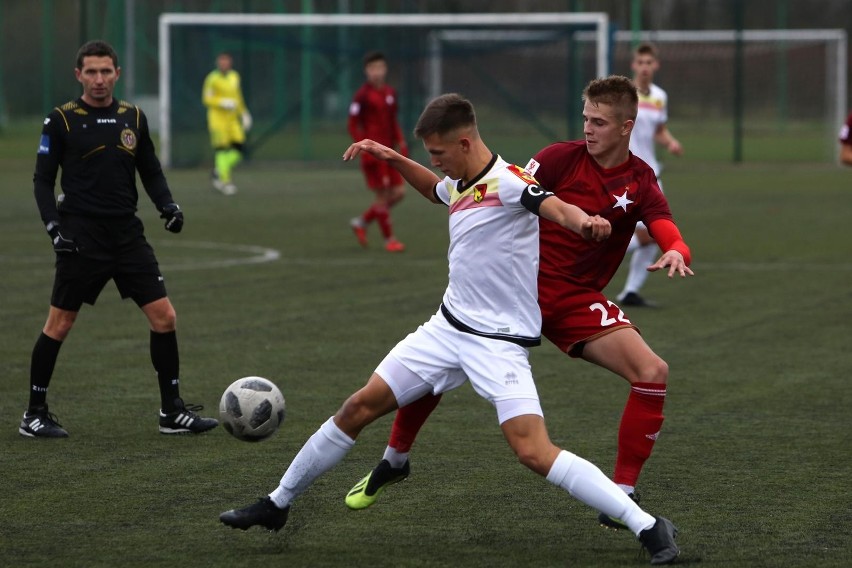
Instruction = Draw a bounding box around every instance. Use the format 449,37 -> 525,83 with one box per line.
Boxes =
220,497 -> 289,532
159,399 -> 218,434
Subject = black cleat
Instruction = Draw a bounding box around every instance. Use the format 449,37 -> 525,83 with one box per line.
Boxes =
220,497 -> 289,532
345,459 -> 410,509
159,398 -> 218,434
619,292 -> 657,308
19,406 -> 69,438
638,516 -> 680,565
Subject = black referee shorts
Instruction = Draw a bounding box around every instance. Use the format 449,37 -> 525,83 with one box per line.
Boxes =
50,215 -> 168,311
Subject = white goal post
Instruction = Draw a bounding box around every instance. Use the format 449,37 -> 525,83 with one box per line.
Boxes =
157,12 -> 611,167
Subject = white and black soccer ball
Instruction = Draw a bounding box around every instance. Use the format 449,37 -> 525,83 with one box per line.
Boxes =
219,376 -> 286,442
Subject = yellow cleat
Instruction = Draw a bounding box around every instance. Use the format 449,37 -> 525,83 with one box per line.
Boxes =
345,459 -> 410,510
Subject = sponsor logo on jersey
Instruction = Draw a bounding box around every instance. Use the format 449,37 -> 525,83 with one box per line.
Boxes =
38,134 -> 50,154
44,117 -> 51,125
385,94 -> 395,106
507,163 -> 538,185
120,128 -> 137,150
523,158 -> 540,176
97,118 -> 117,124
349,102 -> 361,116
473,184 -> 487,203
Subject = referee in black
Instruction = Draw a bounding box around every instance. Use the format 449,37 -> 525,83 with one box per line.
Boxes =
21,40 -> 218,438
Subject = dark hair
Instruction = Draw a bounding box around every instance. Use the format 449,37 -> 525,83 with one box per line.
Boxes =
414,93 -> 477,139
76,40 -> 119,69
634,41 -> 659,58
363,51 -> 386,66
583,75 -> 638,121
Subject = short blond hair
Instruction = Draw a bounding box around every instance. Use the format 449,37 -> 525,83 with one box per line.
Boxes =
583,75 -> 638,122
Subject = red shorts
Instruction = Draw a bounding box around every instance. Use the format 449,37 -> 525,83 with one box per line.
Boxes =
361,155 -> 403,190
539,279 -> 638,358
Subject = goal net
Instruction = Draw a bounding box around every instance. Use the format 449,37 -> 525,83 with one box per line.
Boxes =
603,29 -> 847,164
159,14 -> 846,167
158,12 -> 610,168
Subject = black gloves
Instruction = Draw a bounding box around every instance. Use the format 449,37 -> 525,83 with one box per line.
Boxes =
159,203 -> 184,233
46,221 -> 77,253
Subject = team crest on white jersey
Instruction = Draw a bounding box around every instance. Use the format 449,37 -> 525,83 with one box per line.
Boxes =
473,184 -> 487,203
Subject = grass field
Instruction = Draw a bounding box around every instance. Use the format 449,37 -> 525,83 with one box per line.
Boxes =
1,122 -> 850,567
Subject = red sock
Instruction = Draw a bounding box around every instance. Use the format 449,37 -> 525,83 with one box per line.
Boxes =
389,392 -> 443,452
374,205 -> 393,239
613,382 -> 667,487
361,203 -> 379,224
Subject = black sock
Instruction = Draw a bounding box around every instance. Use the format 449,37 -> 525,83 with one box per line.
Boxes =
150,330 -> 180,412
29,332 -> 63,411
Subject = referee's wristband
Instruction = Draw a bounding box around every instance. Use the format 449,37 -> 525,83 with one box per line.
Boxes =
45,220 -> 60,238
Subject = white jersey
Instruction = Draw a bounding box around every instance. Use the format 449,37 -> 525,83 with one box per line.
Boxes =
629,83 -> 668,177
434,155 -> 543,345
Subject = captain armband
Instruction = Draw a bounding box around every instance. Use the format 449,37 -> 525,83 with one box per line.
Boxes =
519,184 -> 555,216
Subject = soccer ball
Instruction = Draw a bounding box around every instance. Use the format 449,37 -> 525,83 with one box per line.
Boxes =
219,376 -> 286,442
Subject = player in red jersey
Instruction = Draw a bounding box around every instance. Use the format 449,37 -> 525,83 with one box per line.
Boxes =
839,111 -> 852,166
344,76 -> 694,532
347,51 -> 408,252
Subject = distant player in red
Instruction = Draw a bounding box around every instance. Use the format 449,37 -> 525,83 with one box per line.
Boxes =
344,76 -> 694,532
839,111 -> 852,166
348,51 -> 408,252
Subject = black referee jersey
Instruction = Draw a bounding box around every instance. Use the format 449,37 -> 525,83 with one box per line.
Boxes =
33,98 -> 175,226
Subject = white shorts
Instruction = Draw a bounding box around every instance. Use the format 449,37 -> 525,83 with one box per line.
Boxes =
375,310 -> 543,425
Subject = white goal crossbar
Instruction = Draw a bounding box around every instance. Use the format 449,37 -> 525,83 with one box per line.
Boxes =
158,12 -> 610,167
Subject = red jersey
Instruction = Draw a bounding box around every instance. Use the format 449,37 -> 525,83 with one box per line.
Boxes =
527,141 -> 673,292
348,83 -> 404,146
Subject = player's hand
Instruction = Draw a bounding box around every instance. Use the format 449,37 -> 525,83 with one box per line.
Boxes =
159,203 -> 184,233
343,139 -> 396,162
648,250 -> 694,278
241,111 -> 253,132
579,215 -> 611,242
47,223 -> 77,253
219,98 -> 237,110
667,139 -> 683,156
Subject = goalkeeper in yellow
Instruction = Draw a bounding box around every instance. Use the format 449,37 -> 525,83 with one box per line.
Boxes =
202,52 -> 251,195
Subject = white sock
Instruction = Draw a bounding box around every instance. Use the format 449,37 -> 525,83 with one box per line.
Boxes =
382,445 -> 409,469
546,450 -> 655,536
624,233 -> 641,255
269,417 -> 355,508
619,243 -> 658,299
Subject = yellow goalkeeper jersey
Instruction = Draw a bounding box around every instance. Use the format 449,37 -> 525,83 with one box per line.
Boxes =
202,69 -> 247,125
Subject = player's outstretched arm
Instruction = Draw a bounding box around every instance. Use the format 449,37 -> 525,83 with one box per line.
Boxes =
647,218 -> 694,278
343,139 -> 441,203
537,196 -> 611,242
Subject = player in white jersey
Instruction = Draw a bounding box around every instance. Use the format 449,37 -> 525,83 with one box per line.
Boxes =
617,42 -> 683,307
219,93 -> 679,564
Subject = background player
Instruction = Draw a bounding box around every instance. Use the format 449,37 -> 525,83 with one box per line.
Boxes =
347,51 -> 408,252
22,40 -> 218,438
220,93 -> 679,564
839,110 -> 852,166
616,42 -> 683,307
344,76 -> 693,533
202,51 -> 251,195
